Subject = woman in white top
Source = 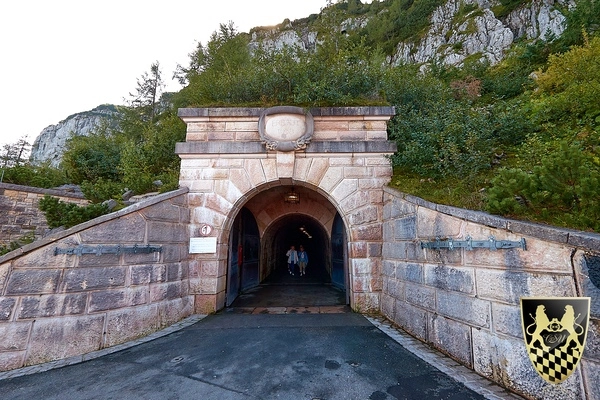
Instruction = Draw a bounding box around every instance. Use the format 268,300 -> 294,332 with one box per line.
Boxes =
286,245 -> 298,276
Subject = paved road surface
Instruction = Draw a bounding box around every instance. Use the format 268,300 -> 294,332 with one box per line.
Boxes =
0,311 -> 520,400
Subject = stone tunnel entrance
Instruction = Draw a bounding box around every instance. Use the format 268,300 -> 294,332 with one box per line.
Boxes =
225,185 -> 349,308
176,106 -> 396,313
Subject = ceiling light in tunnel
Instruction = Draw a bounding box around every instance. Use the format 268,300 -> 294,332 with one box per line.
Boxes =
299,226 -> 312,238
284,190 -> 300,204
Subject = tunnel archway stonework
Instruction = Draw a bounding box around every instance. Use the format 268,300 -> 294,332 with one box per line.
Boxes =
176,106 -> 396,313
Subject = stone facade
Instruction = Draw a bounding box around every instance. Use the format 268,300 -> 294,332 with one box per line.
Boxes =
0,183 -> 89,247
382,187 -> 600,399
0,189 -> 192,372
176,107 -> 397,314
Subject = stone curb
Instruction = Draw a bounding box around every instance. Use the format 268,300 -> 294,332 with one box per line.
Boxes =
365,315 -> 525,400
0,314 -> 207,381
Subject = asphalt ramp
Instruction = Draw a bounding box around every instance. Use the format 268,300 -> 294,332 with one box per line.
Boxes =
0,308 -> 522,400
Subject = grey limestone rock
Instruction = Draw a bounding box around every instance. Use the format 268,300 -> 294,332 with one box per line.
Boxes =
29,105 -> 118,167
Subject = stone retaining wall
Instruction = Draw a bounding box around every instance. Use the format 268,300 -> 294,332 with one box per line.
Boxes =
382,186 -> 600,399
0,183 -> 88,247
0,188 -> 192,372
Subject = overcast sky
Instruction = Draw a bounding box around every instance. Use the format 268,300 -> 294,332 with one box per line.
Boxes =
0,0 -> 330,148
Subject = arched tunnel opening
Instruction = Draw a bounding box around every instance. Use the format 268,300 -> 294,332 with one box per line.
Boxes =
263,214 -> 330,284
227,206 -> 347,308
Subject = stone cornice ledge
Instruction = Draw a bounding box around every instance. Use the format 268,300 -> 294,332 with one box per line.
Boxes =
176,141 -> 397,154
0,188 -> 189,264
383,186 -> 600,249
178,106 -> 396,118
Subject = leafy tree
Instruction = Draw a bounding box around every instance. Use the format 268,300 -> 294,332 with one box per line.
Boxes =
61,131 -> 122,184
60,60 -> 185,205
530,35 -> 600,127
79,178 -> 125,204
558,0 -> 600,48
118,111 -> 186,194
482,37 -> 600,231
1,138 -> 67,188
479,47 -> 536,100
174,22 -> 253,107
385,65 -> 514,179
174,18 -> 386,108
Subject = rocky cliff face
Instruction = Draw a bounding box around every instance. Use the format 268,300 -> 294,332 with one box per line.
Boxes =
252,0 -> 569,67
29,105 -> 118,167
394,0 -> 567,66
250,22 -> 318,52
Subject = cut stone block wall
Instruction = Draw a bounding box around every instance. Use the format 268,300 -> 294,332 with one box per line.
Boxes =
177,107 -> 397,314
0,183 -> 89,247
382,186 -> 600,399
0,188 -> 192,372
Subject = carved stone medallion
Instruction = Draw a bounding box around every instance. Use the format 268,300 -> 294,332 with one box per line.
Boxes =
258,106 -> 314,152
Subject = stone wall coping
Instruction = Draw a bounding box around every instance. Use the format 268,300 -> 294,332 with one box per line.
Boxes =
384,186 -> 600,249
178,106 -> 396,118
0,187 -> 189,264
0,182 -> 86,199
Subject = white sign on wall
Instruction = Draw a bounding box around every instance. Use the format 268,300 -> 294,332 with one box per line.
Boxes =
189,237 -> 217,254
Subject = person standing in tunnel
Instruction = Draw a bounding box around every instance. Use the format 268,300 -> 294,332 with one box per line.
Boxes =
286,245 -> 298,276
298,245 -> 308,276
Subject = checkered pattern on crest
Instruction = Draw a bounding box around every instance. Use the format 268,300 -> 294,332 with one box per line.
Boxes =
528,346 -> 580,383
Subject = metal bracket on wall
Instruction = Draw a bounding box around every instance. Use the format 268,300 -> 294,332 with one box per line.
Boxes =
54,244 -> 162,256
421,236 -> 526,251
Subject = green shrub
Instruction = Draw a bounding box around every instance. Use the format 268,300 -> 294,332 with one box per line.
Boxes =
61,132 -> 122,184
485,141 -> 600,231
39,195 -> 109,229
1,164 -> 68,188
80,179 -> 126,204
0,232 -> 36,256
491,0 -> 527,18
530,36 -> 600,126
